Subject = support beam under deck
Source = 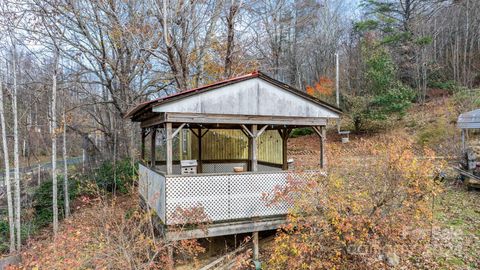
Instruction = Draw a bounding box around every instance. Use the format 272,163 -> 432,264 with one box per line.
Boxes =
164,217 -> 287,241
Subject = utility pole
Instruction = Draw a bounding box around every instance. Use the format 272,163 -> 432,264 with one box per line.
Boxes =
335,52 -> 340,108
335,52 -> 340,133
335,52 -> 350,143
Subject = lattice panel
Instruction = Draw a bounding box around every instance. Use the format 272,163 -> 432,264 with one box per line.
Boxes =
139,164 -> 166,222
228,173 -> 291,220
163,171 -> 324,225
166,175 -> 230,224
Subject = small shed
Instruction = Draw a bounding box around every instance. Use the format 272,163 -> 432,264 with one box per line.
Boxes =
458,109 -> 480,151
126,71 -> 341,242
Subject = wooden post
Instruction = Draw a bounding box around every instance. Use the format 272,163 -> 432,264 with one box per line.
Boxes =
312,126 -> 327,169
461,129 -> 466,152
140,128 -> 146,161
282,133 -> 288,170
150,128 -> 156,167
197,128 -> 202,173
253,231 -> 259,260
178,129 -> 183,160
320,126 -> 326,169
166,123 -> 173,175
167,245 -> 174,270
279,128 -> 290,170
250,125 -> 258,172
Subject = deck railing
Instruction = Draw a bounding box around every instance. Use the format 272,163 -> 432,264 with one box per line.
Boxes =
139,164 -> 167,222
138,163 -> 323,225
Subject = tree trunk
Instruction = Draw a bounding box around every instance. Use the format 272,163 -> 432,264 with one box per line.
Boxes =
51,54 -> 59,235
11,45 -> 21,251
0,75 -> 15,253
224,2 -> 240,78
63,109 -> 69,218
463,0 -> 469,86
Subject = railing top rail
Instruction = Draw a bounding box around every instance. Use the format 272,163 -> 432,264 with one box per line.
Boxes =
164,170 -> 326,178
139,162 -> 326,178
139,162 -> 167,176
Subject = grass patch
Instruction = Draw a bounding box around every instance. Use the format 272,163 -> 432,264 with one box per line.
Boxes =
446,257 -> 465,266
431,184 -> 480,269
416,117 -> 454,147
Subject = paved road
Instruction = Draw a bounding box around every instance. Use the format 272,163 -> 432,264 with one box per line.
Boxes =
0,156 -> 82,185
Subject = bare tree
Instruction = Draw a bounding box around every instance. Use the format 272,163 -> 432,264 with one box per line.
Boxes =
0,72 -> 15,253
153,0 -> 224,88
51,51 -> 59,235
10,41 -> 21,251
30,0 -> 171,161
62,107 -> 69,218
224,0 -> 243,78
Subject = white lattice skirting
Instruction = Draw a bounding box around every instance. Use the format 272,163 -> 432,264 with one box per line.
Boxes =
139,164 -> 322,225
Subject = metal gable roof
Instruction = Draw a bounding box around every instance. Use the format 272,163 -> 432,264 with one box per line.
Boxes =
126,71 -> 342,121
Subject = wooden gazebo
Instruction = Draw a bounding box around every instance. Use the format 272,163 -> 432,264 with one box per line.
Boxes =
126,71 -> 341,243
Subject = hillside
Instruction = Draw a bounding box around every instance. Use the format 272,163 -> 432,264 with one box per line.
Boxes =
3,97 -> 479,269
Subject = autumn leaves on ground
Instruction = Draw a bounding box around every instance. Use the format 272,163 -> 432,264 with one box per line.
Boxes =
10,98 -> 480,270
10,196 -> 129,269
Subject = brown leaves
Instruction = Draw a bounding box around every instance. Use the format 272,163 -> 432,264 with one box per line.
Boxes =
268,132 -> 444,269
10,194 -> 206,269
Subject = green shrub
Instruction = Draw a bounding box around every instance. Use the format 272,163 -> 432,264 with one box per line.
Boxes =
290,128 -> 314,138
364,48 -> 397,96
428,80 -> 459,92
343,42 -> 415,133
368,83 -> 416,120
343,84 -> 414,132
93,159 -> 137,194
0,219 -> 9,253
32,176 -> 79,228
0,218 -> 43,254
416,117 -> 454,147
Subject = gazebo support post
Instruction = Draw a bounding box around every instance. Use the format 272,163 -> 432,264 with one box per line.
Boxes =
198,128 -> 203,173
320,126 -> 326,168
150,127 -> 156,167
166,123 -> 173,175
243,124 -> 268,172
462,129 -> 466,152
141,128 -> 146,161
312,126 -> 327,169
249,125 -> 258,172
253,231 -> 259,260
279,128 -> 291,170
166,245 -> 174,270
190,128 -> 209,173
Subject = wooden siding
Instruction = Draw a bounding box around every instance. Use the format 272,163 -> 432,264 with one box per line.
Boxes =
148,129 -> 282,165
258,130 -> 282,164
152,78 -> 340,119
